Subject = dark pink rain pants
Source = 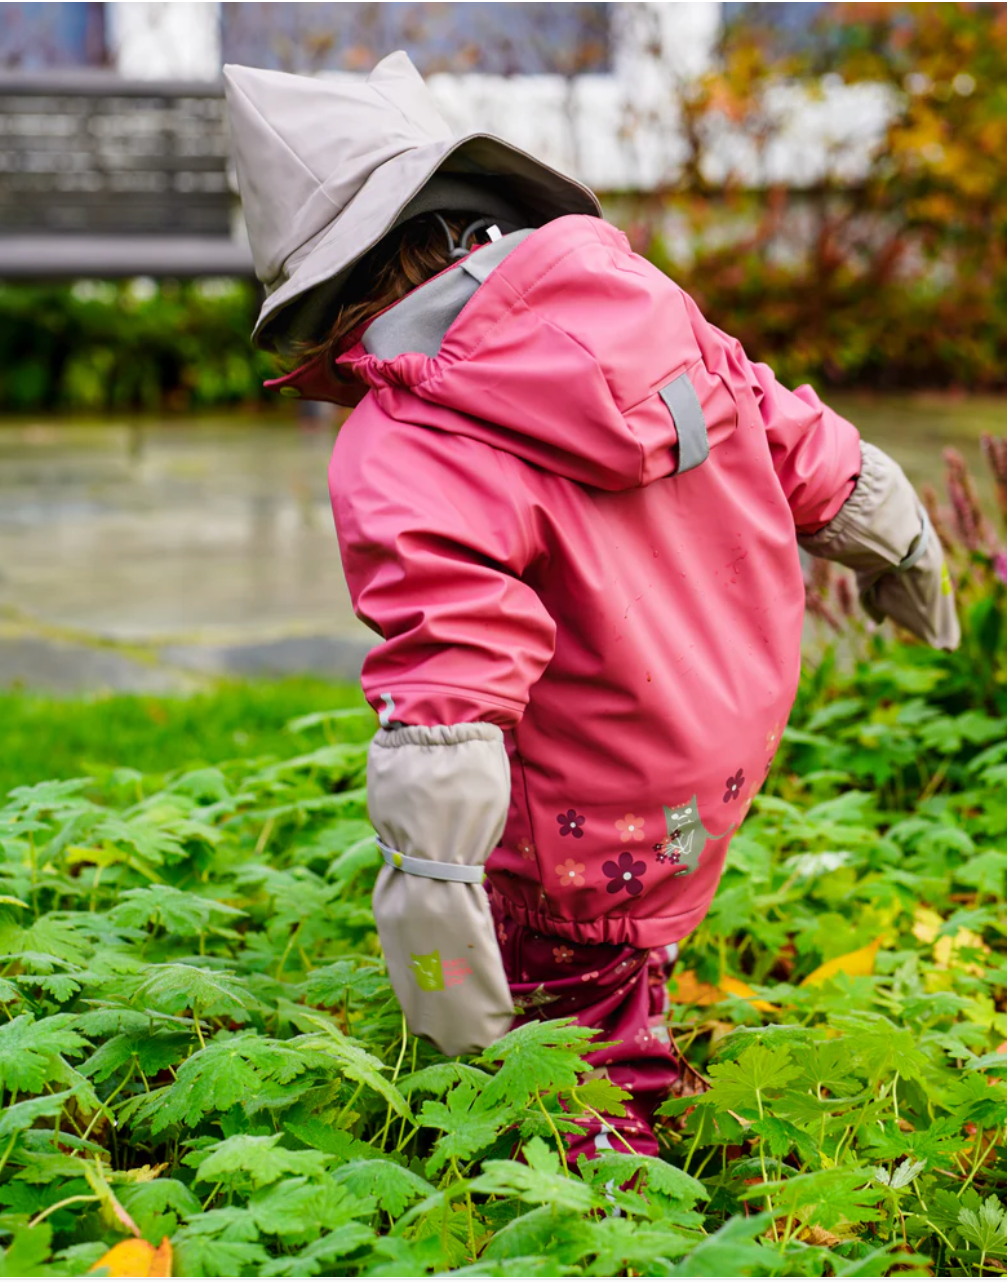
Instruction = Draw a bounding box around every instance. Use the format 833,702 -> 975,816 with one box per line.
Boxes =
490,893 -> 681,1160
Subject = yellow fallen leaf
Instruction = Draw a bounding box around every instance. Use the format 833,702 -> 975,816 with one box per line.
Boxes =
668,969 -> 724,1006
90,1237 -> 171,1277
912,907 -> 943,945
113,1164 -> 168,1185
933,927 -> 988,976
669,970 -> 776,1011
720,975 -> 777,1013
802,938 -> 883,987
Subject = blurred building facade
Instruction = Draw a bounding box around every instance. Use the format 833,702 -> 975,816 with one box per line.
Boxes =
2,1 -> 888,198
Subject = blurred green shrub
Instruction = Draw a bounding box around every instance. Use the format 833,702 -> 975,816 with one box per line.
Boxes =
0,3 -> 1003,412
0,279 -> 274,414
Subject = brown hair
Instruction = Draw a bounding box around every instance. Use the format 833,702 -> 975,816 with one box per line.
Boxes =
310,211 -> 484,372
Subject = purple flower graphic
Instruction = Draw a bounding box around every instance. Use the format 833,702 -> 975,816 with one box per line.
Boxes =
557,809 -> 585,839
723,769 -> 745,804
603,851 -> 646,896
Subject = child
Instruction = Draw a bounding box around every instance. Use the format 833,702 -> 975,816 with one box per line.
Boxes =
224,53 -> 959,1160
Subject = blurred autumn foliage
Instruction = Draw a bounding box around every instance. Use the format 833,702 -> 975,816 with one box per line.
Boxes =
636,2 -> 1006,390
0,2 -> 1002,411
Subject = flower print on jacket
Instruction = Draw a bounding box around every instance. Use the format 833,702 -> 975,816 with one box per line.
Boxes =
603,851 -> 646,897
553,944 -> 574,964
740,773 -> 764,816
557,808 -> 585,839
556,858 -> 586,888
723,769 -> 745,803
516,838 -> 536,861
654,841 -> 682,867
615,813 -> 645,843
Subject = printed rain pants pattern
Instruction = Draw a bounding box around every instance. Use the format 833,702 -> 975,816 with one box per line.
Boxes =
490,890 -> 680,1160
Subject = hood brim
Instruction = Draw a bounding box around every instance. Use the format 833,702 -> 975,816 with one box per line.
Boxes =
251,132 -> 600,354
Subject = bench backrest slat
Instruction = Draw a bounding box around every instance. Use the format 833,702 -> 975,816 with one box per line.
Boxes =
0,76 -> 237,242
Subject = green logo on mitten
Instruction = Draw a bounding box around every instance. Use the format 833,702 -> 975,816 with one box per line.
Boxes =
409,951 -> 472,991
410,951 -> 445,991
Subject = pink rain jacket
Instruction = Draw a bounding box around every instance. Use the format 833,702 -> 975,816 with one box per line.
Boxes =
330,215 -> 861,949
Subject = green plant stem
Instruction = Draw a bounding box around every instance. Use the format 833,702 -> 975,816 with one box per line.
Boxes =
569,1091 -> 638,1156
192,1006 -> 206,1051
377,1013 -> 410,1150
451,1158 -> 477,1261
275,921 -> 302,980
0,1133 -> 17,1183
29,1195 -> 100,1227
535,1088 -> 569,1176
81,1070 -> 131,1143
961,1126 -> 1003,1192
255,816 -> 275,855
336,1081 -> 365,1129
396,1038 -> 419,1151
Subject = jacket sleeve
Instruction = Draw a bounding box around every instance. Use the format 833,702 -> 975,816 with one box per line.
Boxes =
700,310 -> 862,535
330,408 -> 557,728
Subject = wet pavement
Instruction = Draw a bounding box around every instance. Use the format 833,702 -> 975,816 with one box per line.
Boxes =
0,395 -> 1001,693
0,414 -> 374,691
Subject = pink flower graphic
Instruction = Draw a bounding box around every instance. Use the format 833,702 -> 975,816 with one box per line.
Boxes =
615,813 -> 646,843
556,858 -> 586,888
553,945 -> 574,964
516,838 -> 536,861
581,970 -> 600,982
634,1026 -> 654,1049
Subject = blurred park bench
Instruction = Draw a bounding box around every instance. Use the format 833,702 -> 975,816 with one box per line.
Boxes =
0,73 -> 253,278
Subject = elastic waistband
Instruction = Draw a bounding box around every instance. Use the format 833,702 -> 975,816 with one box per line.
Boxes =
487,882 -> 689,951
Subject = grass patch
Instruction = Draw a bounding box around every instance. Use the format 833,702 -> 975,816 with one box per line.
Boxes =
0,678 -> 366,798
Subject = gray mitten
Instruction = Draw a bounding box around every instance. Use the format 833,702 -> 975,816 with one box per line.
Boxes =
800,441 -> 960,651
367,722 -> 514,1057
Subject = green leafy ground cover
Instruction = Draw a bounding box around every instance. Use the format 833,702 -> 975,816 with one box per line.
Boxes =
0,587 -> 1004,1275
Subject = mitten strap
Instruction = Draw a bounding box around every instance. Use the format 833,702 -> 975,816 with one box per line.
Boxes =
376,837 -> 485,884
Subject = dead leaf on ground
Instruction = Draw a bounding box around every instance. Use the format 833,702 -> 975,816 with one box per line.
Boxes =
768,1220 -> 842,1247
802,937 -> 883,986
669,969 -> 776,1011
89,1237 -> 172,1277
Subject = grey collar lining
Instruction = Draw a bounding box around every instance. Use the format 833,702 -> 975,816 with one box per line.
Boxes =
362,227 -> 535,361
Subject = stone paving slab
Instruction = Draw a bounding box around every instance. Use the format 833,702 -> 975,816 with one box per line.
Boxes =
0,636 -> 193,694
0,631 -> 376,694
161,633 -> 374,681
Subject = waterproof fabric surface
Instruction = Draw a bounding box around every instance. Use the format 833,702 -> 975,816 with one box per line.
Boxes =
490,892 -> 681,1160
332,214 -> 864,948
368,724 -> 514,1055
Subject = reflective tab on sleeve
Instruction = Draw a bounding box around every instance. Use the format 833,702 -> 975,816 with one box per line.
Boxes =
659,372 -> 709,474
